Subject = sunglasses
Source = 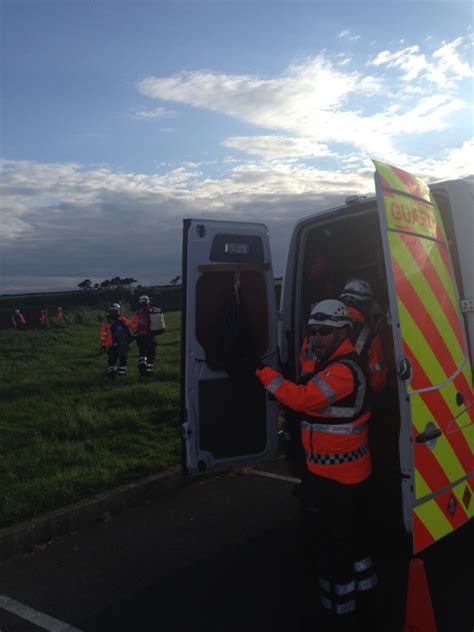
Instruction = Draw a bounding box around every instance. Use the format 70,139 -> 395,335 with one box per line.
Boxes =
308,326 -> 335,337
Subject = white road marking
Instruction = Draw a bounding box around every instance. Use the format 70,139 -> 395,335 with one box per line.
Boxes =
246,469 -> 301,484
0,594 -> 83,632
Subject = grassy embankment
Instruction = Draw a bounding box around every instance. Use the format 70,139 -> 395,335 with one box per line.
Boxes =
0,309 -> 181,527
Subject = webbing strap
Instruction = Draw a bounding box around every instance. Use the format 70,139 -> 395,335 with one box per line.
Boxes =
354,325 -> 371,355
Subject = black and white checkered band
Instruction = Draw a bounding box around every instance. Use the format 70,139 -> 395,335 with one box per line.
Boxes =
306,442 -> 369,465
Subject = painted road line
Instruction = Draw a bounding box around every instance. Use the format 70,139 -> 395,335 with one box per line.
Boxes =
0,594 -> 83,632
246,469 -> 301,484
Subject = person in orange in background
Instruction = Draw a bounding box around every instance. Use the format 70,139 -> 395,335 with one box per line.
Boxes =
254,300 -> 378,632
99,303 -> 134,377
39,309 -> 48,329
11,309 -> 26,330
339,279 -> 387,393
131,295 -> 157,376
56,306 -> 63,320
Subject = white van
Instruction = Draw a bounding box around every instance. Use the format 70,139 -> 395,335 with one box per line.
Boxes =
181,160 -> 473,554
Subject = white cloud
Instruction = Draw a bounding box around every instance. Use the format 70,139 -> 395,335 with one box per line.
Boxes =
370,45 -> 429,81
137,42 -> 470,159
338,29 -> 361,42
133,106 -> 176,119
1,142 -> 472,290
369,36 -> 473,87
222,135 -> 334,159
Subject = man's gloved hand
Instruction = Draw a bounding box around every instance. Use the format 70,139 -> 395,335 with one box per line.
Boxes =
239,355 -> 266,373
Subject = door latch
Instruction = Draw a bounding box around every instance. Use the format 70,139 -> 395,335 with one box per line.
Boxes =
415,421 -> 442,449
397,356 -> 412,383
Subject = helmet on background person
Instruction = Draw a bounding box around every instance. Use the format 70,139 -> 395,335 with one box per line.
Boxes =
110,303 -> 121,313
14,309 -> 20,314
139,295 -> 150,304
340,279 -> 374,310
307,299 -> 353,330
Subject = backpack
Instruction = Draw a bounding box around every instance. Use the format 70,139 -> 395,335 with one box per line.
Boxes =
149,307 -> 166,335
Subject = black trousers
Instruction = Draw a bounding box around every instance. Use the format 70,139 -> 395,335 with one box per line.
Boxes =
301,473 -> 377,629
136,334 -> 156,363
107,345 -> 128,367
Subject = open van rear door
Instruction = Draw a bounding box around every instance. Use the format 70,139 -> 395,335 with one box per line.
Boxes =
181,219 -> 279,474
374,161 -> 474,553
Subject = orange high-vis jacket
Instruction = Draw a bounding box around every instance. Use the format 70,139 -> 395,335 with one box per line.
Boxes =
347,306 -> 387,392
100,316 -> 132,348
11,313 -> 26,327
257,338 -> 371,484
131,305 -> 151,336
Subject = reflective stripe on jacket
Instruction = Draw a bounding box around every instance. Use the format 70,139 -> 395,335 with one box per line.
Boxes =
257,338 -> 372,484
347,306 -> 387,393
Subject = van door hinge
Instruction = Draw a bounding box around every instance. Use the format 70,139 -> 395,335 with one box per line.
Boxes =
460,299 -> 474,313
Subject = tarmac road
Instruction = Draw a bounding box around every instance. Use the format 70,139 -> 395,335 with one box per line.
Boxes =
0,459 -> 471,632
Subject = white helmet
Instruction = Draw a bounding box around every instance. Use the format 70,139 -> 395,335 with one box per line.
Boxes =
139,295 -> 150,304
340,278 -> 374,304
110,303 -> 121,311
307,299 -> 353,329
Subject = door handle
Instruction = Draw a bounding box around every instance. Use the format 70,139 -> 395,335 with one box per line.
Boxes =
416,422 -> 442,446
397,356 -> 412,382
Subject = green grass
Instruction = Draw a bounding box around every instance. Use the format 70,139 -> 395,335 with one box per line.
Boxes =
0,310 -> 182,527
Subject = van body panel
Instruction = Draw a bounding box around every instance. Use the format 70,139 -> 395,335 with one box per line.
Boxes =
430,178 -> 474,360
181,219 -> 279,474
374,160 -> 473,553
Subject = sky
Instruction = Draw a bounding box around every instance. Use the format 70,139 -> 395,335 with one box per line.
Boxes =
1,0 -> 473,294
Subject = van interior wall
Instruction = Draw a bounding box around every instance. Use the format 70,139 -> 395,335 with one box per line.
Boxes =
301,208 -> 404,527
195,269 -> 269,371
194,269 -> 269,459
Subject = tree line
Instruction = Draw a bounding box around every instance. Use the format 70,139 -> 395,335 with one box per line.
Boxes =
78,276 -> 182,290
78,277 -> 138,291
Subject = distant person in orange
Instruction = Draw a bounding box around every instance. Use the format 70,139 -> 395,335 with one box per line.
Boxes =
39,309 -> 48,329
11,309 -> 26,330
131,295 -> 157,376
56,306 -> 63,320
339,279 -> 387,393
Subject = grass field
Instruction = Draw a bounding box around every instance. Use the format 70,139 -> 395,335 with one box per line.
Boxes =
0,310 -> 182,527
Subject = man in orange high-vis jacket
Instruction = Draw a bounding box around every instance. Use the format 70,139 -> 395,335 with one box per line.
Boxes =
255,299 -> 378,632
340,279 -> 387,393
99,303 -> 133,377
